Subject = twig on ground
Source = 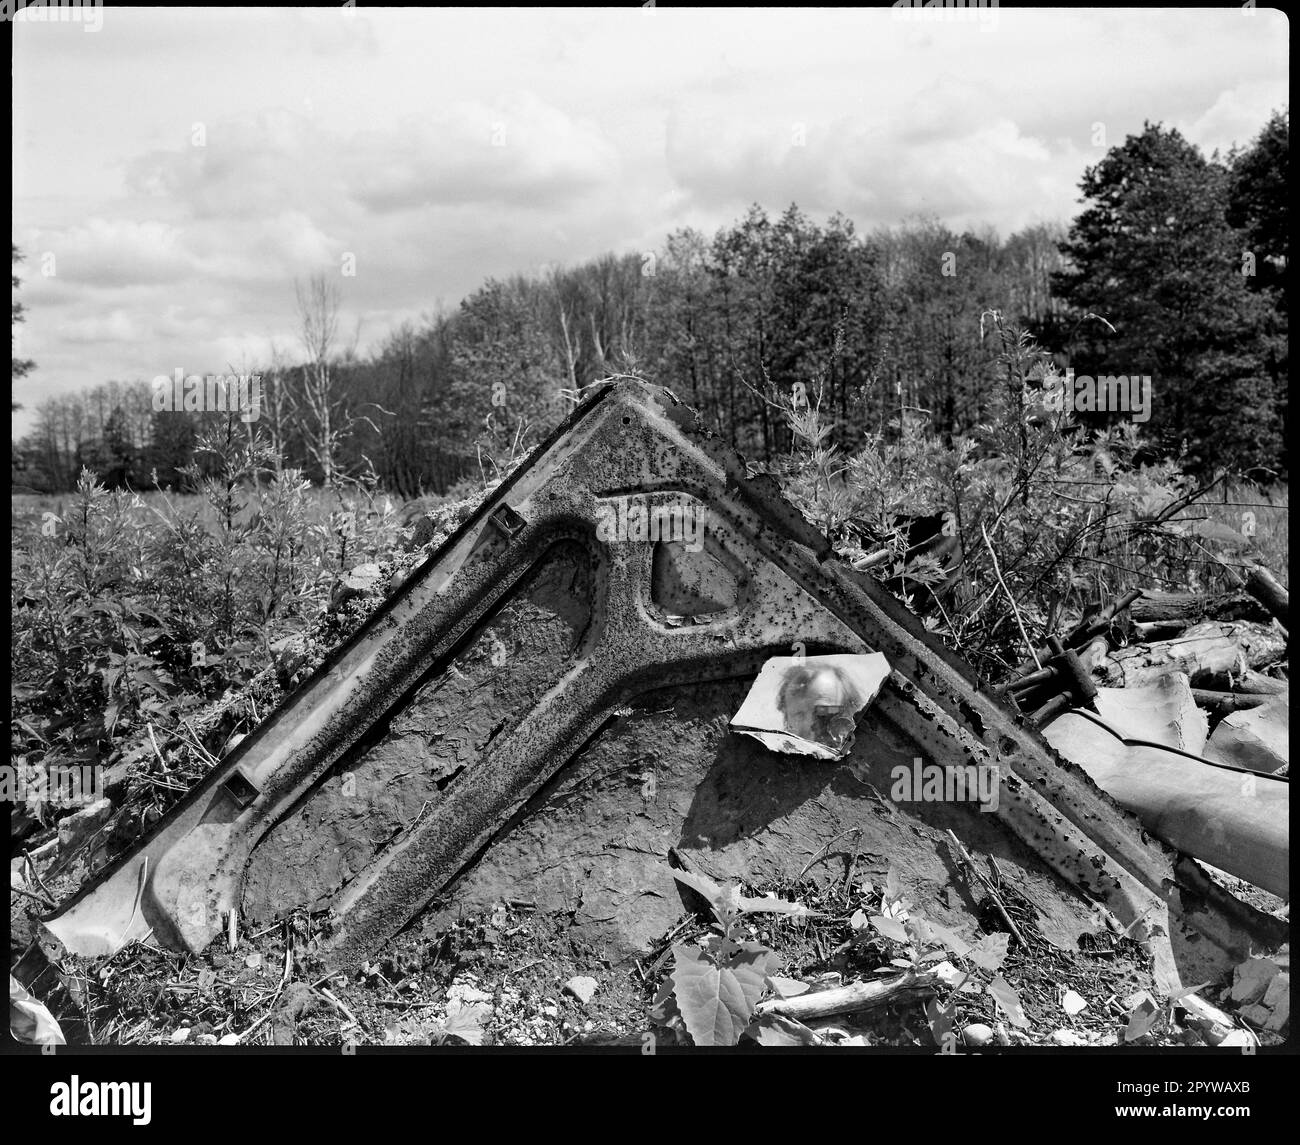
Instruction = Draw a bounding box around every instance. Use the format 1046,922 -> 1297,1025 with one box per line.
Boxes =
11,882 -> 57,909
798,827 -> 863,880
945,830 -> 1026,949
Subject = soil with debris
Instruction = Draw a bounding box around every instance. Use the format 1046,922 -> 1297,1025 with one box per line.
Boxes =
10,497 -> 1288,1048
12,840 -> 1287,1048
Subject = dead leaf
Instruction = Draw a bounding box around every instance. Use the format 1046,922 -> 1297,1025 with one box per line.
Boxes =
987,975 -> 1029,1028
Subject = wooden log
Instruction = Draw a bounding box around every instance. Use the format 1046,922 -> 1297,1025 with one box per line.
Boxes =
1097,621 -> 1287,689
754,963 -> 955,1021
1192,689 -> 1275,717
1197,668 -> 1287,695
1130,591 -> 1271,627
1244,565 -> 1289,630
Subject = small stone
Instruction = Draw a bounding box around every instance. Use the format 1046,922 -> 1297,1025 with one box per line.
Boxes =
170,1027 -> 191,1044
563,976 -> 598,1005
541,1004 -> 559,1018
1061,989 -> 1088,1016
244,953 -> 262,970
217,1034 -> 241,1046
1050,1028 -> 1088,1046
1230,957 -> 1280,1005
194,1034 -> 217,1046
962,1023 -> 994,1047
57,798 -> 113,856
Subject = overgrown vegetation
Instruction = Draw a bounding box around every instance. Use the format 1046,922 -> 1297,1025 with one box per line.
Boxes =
11,416 -> 402,842
769,312 -> 1285,680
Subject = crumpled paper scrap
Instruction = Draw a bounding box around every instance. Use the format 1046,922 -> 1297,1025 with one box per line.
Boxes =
729,653 -> 891,760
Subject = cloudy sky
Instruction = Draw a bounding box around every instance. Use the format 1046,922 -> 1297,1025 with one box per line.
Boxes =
11,5 -> 1287,434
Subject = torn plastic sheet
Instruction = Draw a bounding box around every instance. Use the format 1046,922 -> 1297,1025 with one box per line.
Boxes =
10,974 -> 65,1046
729,653 -> 891,760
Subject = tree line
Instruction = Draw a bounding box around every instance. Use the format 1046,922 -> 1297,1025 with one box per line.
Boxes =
12,113 -> 1288,495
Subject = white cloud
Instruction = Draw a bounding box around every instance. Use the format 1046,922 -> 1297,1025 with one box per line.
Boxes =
10,7 -> 1287,432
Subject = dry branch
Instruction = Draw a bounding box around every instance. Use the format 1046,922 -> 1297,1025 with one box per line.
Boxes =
1129,591 -> 1271,627
754,963 -> 955,1022
1097,621 -> 1287,689
1244,565 -> 1290,630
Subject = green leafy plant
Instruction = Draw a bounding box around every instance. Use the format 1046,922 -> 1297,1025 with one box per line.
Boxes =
10,417 -> 403,856
648,867 -> 811,1047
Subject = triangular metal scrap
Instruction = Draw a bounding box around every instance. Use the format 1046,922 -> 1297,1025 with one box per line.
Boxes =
42,381 -> 1284,986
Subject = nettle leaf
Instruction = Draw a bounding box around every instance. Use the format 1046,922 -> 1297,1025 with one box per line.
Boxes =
726,942 -> 780,1008
670,867 -> 725,915
925,997 -> 955,1048
1124,996 -> 1163,1043
1168,981 -> 1212,1004
967,932 -> 1010,973
670,943 -> 770,1047
884,866 -> 902,905
987,976 -> 1029,1028
648,974 -> 679,1025
870,915 -> 909,943
718,882 -> 744,918
735,891 -> 810,919
915,918 -> 973,960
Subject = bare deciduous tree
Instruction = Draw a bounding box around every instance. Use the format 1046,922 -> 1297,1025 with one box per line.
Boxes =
293,275 -> 341,487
